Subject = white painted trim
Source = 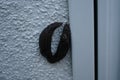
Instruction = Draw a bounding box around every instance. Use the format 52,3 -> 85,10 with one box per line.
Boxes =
68,0 -> 94,80
98,0 -> 120,80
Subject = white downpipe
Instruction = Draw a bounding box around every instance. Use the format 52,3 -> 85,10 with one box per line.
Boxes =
98,0 -> 120,80
68,0 -> 94,80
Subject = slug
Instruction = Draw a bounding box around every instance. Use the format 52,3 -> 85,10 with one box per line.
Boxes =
39,22 -> 71,63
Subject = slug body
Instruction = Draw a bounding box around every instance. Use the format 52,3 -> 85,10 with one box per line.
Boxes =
39,22 -> 71,63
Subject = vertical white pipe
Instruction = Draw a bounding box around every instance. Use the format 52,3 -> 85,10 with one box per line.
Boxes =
98,0 -> 109,80
98,0 -> 120,80
108,0 -> 120,80
68,0 -> 94,80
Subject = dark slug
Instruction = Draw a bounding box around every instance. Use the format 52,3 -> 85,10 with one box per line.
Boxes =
39,22 -> 71,63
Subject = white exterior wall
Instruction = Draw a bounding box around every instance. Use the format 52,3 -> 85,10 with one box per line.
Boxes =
0,0 -> 72,80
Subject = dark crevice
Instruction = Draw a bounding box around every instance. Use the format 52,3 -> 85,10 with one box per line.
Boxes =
94,0 -> 98,80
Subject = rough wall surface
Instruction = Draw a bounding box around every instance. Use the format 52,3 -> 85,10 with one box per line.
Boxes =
0,0 -> 72,80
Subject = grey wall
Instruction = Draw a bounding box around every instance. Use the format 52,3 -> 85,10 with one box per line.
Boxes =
0,0 -> 72,80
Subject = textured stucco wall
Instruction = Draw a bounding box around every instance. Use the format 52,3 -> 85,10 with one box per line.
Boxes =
0,0 -> 72,80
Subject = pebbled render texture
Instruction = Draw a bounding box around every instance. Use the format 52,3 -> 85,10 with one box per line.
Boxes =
0,0 -> 72,80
